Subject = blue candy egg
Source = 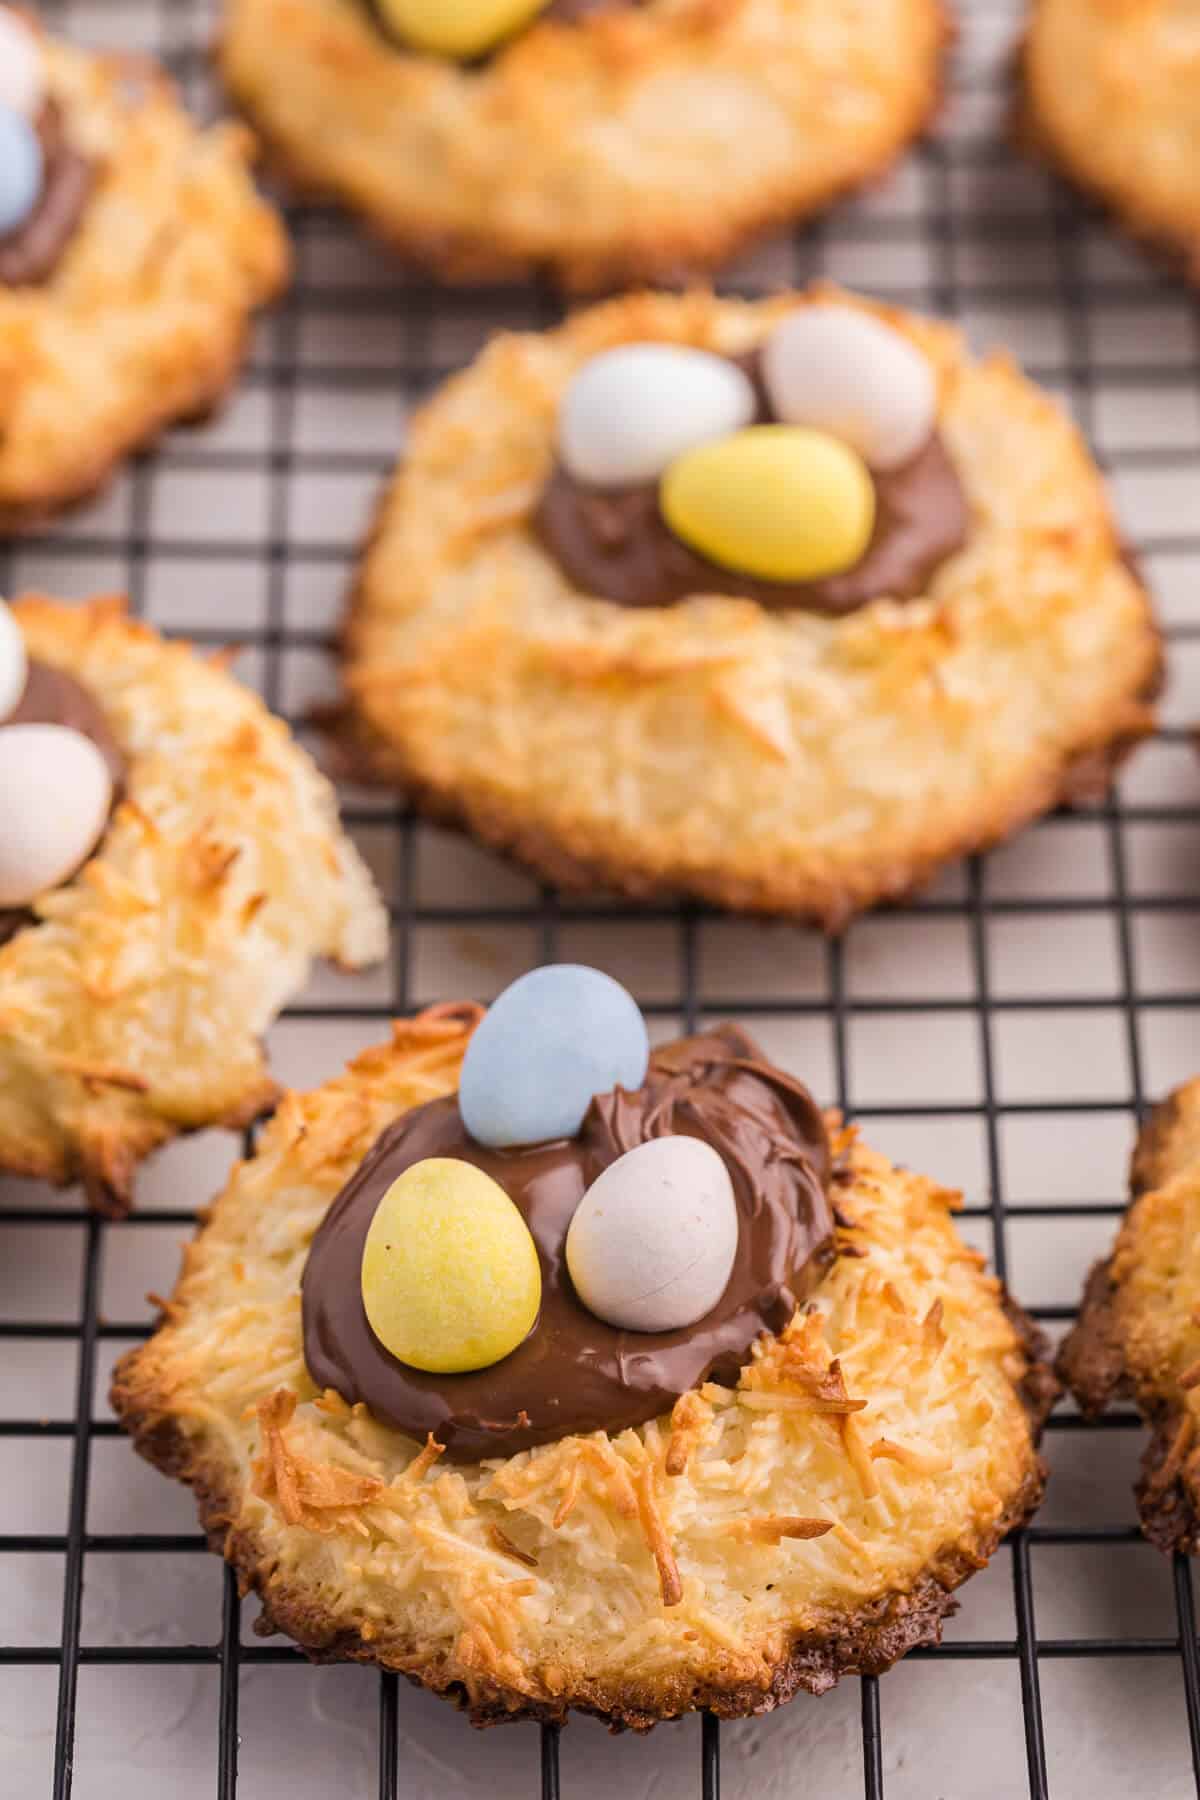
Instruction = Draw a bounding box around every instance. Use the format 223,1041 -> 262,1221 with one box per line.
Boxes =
0,106 -> 42,238
460,964 -> 650,1150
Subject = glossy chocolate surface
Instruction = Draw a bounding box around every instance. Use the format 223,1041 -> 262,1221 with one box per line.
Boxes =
303,1023 -> 835,1460
535,346 -> 969,614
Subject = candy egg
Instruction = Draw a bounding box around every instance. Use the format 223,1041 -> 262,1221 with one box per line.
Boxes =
374,0 -> 549,58
0,602 -> 28,722
0,724 -> 113,908
560,345 -> 757,490
660,425 -> 876,584
566,1136 -> 738,1334
761,305 -> 937,473
460,964 -> 649,1150
360,1157 -> 541,1373
0,106 -> 42,237
0,12 -> 43,119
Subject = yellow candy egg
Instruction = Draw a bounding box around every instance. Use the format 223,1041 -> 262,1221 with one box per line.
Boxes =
659,425 -> 876,584
376,0 -> 549,58
361,1158 -> 541,1374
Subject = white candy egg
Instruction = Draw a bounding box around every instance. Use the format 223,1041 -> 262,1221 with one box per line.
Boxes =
761,305 -> 937,472
0,10 -> 44,119
559,345 -> 756,490
565,1135 -> 738,1334
0,724 -> 112,908
0,602 -> 27,721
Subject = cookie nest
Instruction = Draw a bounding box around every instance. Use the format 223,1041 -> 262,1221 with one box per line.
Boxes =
1060,1081 -> 1200,1555
220,0 -> 947,289
0,596 -> 386,1212
0,34 -> 287,526
343,287 -> 1161,927
113,1004 -> 1053,1728
1021,0 -> 1200,279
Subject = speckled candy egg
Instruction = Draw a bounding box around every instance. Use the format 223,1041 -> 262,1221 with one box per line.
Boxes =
0,602 -> 28,721
761,305 -> 937,473
0,724 -> 113,908
459,964 -> 650,1149
375,0 -> 549,58
660,424 -> 876,583
560,344 -> 757,490
0,12 -> 44,120
566,1135 -> 739,1333
0,105 -> 42,237
360,1157 -> 542,1374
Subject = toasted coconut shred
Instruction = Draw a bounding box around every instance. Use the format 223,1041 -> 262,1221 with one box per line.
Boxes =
0,37 -> 287,527
220,0 -> 949,292
0,596 -> 387,1210
1021,0 -> 1200,287
1060,1079 -> 1200,1556
114,1006 -> 1053,1727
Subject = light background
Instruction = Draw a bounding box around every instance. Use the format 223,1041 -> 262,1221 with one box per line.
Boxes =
2,0 -> 1200,1793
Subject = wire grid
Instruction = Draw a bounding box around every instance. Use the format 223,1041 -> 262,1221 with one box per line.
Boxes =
1,0 -> 1200,1793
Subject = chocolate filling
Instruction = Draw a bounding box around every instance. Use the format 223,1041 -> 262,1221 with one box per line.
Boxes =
302,1022 -> 835,1461
0,100 -> 95,289
0,662 -> 125,945
534,351 -> 970,615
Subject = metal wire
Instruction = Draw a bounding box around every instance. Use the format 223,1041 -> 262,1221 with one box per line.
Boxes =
2,0 -> 1200,1793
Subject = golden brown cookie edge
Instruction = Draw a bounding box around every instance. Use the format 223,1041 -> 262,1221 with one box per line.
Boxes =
328,603 -> 1162,930
218,1 -> 952,293
110,1009 -> 1058,1726
1013,29 -> 1200,290
1058,1083 -> 1200,1556
0,594 -> 385,1213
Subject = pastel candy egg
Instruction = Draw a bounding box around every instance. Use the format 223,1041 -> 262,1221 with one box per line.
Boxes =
375,0 -> 549,57
0,12 -> 43,119
0,106 -> 42,237
761,305 -> 937,473
360,1157 -> 541,1374
560,345 -> 757,490
460,964 -> 649,1150
0,724 -> 113,908
0,601 -> 28,721
660,425 -> 876,584
565,1136 -> 738,1333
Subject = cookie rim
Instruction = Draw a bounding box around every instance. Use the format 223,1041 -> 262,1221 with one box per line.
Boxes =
0,592 -> 387,1213
112,1006 -> 1057,1726
338,286 -> 1163,929
0,35 -> 289,529
1015,9 -> 1200,287
1058,1081 -> 1200,1556
219,0 -> 951,291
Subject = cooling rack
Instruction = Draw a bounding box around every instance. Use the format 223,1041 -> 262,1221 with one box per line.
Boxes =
2,0 -> 1200,1793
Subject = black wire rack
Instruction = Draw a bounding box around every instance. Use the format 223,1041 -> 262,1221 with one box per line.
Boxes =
2,0 -> 1200,1794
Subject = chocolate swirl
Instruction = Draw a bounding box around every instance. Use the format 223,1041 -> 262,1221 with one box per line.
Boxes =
302,1023 -> 835,1461
534,351 -> 970,615
0,102 -> 94,289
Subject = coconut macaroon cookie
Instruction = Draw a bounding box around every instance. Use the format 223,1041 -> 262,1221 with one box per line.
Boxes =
342,288 -> 1161,926
0,8 -> 287,527
219,0 -> 948,289
1060,1082 -> 1200,1556
114,968 -> 1055,1727
1021,0 -> 1200,281
0,594 -> 386,1213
